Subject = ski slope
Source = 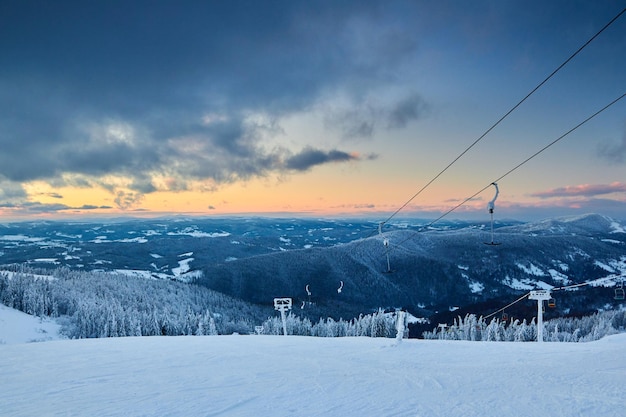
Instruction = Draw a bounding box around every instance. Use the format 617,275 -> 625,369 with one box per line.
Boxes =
1,307 -> 625,417
0,303 -> 62,345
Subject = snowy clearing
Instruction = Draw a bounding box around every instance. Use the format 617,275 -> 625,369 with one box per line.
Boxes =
0,304 -> 62,345
1,316 -> 625,416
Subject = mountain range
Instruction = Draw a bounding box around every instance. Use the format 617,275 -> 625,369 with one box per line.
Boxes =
1,213 -> 624,335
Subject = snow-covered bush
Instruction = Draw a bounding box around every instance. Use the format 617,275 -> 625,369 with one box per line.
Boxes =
422,311 -> 626,342
260,309 -> 399,338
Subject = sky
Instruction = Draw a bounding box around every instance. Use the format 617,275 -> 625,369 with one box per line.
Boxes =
0,0 -> 625,221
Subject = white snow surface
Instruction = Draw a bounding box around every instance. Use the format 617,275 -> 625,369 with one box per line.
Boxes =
167,228 -> 230,238
0,304 -> 62,344
609,221 -> 625,233
468,281 -> 484,293
172,257 -> 193,276
595,260 -> 616,273
548,268 -> 571,285
1,305 -> 626,417
503,276 -> 538,290
515,262 -> 546,276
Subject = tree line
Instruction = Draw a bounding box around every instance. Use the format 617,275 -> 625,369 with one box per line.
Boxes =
422,311 -> 626,342
0,266 -> 401,339
0,266 -> 265,338
1,265 -> 624,342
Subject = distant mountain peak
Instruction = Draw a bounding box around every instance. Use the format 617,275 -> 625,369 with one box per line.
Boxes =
512,213 -> 620,235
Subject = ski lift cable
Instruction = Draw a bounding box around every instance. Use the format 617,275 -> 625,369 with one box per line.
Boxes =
374,7 -> 626,229
349,8 -> 626,249
483,293 -> 531,321
342,12 -> 626,270
479,273 -> 626,322
479,274 -> 626,322
551,273 -> 626,292
387,91 -> 626,252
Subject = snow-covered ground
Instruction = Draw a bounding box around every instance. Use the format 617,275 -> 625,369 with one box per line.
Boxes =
0,304 -> 62,345
1,306 -> 625,417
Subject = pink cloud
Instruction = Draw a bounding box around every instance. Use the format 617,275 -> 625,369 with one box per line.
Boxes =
530,182 -> 626,199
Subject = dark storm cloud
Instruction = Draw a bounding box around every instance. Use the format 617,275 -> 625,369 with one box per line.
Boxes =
325,92 -> 428,140
79,205 -> 103,210
0,181 -> 27,201
3,202 -> 71,214
0,200 -> 112,215
0,0 -> 420,189
386,93 -> 430,129
284,148 -> 364,171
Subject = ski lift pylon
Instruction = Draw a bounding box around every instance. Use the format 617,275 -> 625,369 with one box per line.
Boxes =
379,222 -> 393,273
484,182 -> 501,246
305,284 -> 312,305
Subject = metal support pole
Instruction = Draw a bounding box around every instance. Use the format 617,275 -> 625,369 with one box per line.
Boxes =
280,309 -> 287,336
528,290 -> 551,342
385,241 -> 391,273
536,298 -> 544,342
490,211 -> 495,244
273,298 -> 292,336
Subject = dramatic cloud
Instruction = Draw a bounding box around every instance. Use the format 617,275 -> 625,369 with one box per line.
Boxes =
2,2 -> 620,219
0,202 -> 70,214
79,205 -> 109,210
324,92 -> 428,139
284,148 -> 363,171
0,181 -> 27,202
530,182 -> 626,199
114,191 -> 144,210
386,93 -> 430,129
0,200 -> 113,217
0,1 -> 421,197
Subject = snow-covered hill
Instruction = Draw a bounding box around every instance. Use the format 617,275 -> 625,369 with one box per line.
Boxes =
2,214 -> 625,329
0,303 -> 62,345
199,213 -> 626,321
1,331 -> 625,416
1,305 -> 625,416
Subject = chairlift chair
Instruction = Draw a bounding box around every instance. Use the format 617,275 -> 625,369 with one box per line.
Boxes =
614,279 -> 625,301
548,298 -> 556,308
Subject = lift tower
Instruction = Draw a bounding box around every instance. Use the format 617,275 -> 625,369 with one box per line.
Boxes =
528,290 -> 551,342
